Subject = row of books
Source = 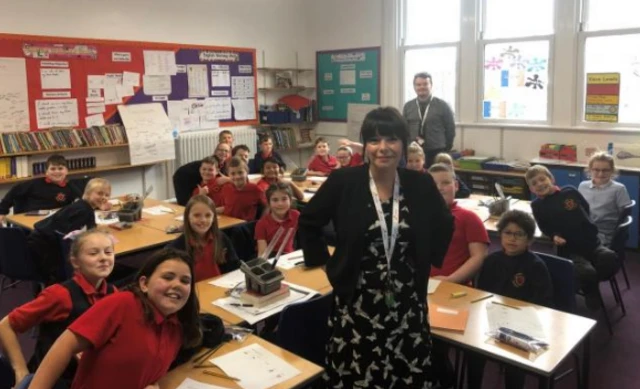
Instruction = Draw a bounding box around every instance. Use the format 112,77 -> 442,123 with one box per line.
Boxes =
0,156 -> 98,180
33,157 -> 97,175
263,128 -> 315,150
0,125 -> 128,155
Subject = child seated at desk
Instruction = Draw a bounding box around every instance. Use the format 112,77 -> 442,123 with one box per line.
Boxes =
337,139 -> 364,167
255,182 -> 300,255
29,248 -> 202,389
0,229 -> 117,388
192,156 -> 229,207
218,157 -> 266,221
218,129 -> 234,147
28,178 -> 112,284
578,152 -> 631,245
252,134 -> 286,174
527,164 -> 618,310
232,144 -> 251,165
434,152 -> 471,198
467,210 -> 553,389
256,157 -> 303,201
168,195 -> 239,282
307,137 -> 339,176
214,142 -> 232,176
0,155 -> 82,224
406,143 -> 426,173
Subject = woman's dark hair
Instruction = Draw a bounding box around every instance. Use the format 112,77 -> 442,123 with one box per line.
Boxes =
497,210 -> 537,240
125,248 -> 202,348
360,107 -> 410,160
183,195 -> 227,265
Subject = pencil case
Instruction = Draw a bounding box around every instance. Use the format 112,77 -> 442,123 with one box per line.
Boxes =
488,327 -> 548,354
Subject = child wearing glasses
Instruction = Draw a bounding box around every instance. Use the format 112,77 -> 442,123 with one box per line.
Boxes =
468,210 -> 553,389
578,152 -> 631,245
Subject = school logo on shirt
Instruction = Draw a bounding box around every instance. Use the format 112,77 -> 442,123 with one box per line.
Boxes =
564,198 -> 577,211
512,273 -> 526,288
56,192 -> 66,202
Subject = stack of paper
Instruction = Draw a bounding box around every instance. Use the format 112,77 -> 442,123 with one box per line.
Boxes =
142,205 -> 175,215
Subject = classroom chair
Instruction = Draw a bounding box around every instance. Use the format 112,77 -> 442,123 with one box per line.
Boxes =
0,353 -> 14,389
613,200 -> 635,289
55,231 -> 75,281
276,292 -> 333,368
0,227 -> 44,300
535,252 -> 577,313
606,215 -> 632,317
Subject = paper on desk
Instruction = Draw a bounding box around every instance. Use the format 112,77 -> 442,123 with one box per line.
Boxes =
486,304 -> 546,340
142,205 -> 175,215
267,249 -> 305,270
213,282 -> 317,325
209,268 -> 245,288
174,215 -> 184,222
307,176 -> 327,183
176,378 -> 228,389
427,279 -> 441,294
211,343 -> 300,389
303,192 -> 314,202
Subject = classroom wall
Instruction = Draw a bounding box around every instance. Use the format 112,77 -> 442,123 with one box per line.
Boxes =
0,0 -> 313,200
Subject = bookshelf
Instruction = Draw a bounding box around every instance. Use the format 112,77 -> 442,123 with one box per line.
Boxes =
0,163 -> 154,185
0,144 -> 128,158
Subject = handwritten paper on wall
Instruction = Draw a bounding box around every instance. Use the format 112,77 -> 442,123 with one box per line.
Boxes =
35,99 -> 79,129
0,57 -> 30,132
232,99 -> 256,121
117,103 -> 175,165
211,64 -> 230,87
187,65 -> 208,98
41,68 -> 71,90
143,75 -> 172,96
143,50 -> 177,76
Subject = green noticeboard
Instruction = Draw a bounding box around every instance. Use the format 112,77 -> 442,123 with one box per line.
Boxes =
316,47 -> 380,121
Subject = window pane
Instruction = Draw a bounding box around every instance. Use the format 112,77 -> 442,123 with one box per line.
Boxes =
584,35 -> 640,123
484,0 -> 554,39
482,41 -> 549,121
404,47 -> 457,110
586,0 -> 640,31
405,0 -> 460,45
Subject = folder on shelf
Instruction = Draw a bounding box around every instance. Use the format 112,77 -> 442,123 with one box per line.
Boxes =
428,303 -> 469,332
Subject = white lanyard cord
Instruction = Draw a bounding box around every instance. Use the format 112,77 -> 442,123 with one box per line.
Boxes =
416,98 -> 431,129
369,171 -> 400,272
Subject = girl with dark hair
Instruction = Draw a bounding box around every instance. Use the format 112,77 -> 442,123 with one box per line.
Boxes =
299,106 -> 454,388
29,248 -> 202,389
255,182 -> 300,255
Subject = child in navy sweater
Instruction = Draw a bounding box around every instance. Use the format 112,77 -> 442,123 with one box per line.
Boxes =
468,210 -> 553,389
527,164 -> 618,310
251,134 -> 286,174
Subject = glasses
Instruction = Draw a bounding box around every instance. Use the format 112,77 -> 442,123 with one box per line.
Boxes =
501,230 -> 527,240
591,168 -> 612,174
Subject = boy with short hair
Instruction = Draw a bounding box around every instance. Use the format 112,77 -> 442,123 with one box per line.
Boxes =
192,157 -> 228,206
232,144 -> 253,172
218,157 -> 266,221
251,134 -> 286,174
526,164 -> 618,310
218,130 -> 234,146
307,137 -> 338,176
434,152 -> 471,198
0,155 -> 81,223
468,210 -> 553,389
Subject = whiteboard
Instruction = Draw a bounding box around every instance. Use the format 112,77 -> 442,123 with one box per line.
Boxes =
117,103 -> 175,165
0,57 -> 30,132
347,103 -> 379,141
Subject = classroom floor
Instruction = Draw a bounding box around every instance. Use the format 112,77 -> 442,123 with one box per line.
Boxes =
1,247 -> 638,389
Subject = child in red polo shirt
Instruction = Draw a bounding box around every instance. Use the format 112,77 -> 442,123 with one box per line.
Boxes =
255,182 -> 300,255
218,157 -> 266,221
0,229 -> 117,388
192,156 -> 229,207
337,139 -> 364,167
308,137 -> 338,176
168,195 -> 240,281
29,248 -> 202,389
407,143 -> 427,173
256,157 -> 304,201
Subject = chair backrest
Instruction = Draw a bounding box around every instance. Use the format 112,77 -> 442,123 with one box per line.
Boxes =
0,353 -> 15,389
0,228 -> 41,282
534,252 -> 576,313
276,292 -> 333,366
609,215 -> 633,253
55,231 -> 75,280
618,199 -> 636,224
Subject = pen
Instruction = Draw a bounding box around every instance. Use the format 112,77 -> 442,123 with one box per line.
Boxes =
471,294 -> 494,303
492,301 -> 521,310
203,370 -> 240,381
229,303 -> 253,307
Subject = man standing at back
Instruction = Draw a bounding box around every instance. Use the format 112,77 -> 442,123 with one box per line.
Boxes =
403,72 -> 456,167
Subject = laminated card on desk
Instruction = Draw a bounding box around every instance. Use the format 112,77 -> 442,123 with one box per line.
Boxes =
428,303 -> 469,332
486,304 -> 546,340
427,279 -> 441,294
176,378 -> 229,389
210,343 -> 300,389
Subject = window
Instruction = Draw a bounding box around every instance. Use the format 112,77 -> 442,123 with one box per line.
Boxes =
401,0 -> 460,110
584,0 -> 640,32
480,0 -> 554,122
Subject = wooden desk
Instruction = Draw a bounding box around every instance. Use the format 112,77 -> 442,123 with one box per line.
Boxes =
458,195 -> 540,237
111,223 -> 177,256
158,334 -> 323,389
138,199 -> 245,232
429,281 -> 596,388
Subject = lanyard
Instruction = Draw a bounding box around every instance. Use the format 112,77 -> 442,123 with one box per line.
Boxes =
416,98 -> 431,129
369,171 -> 400,272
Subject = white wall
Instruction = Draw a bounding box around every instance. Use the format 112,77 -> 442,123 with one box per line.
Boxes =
0,0 -> 312,200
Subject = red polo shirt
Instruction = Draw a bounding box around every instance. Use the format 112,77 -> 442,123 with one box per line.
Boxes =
430,202 -> 490,278
192,234 -> 221,282
69,291 -> 182,389
8,272 -> 115,333
255,210 -> 300,254
348,153 -> 364,167
308,155 -> 338,175
256,177 -> 277,193
192,176 -> 225,207
220,182 -> 266,221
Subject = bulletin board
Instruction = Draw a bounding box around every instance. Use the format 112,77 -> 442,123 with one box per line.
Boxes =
316,47 -> 380,122
0,33 -> 258,132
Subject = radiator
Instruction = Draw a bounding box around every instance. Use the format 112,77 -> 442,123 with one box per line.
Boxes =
174,128 -> 259,166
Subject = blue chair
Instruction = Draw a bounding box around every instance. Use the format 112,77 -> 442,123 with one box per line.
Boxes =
0,227 -> 44,298
276,293 -> 333,367
535,252 -> 577,313
0,353 -> 14,389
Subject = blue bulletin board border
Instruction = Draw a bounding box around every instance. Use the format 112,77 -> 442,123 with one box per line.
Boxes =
316,46 -> 381,122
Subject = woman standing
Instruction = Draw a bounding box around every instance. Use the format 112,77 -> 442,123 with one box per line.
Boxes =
299,107 -> 453,388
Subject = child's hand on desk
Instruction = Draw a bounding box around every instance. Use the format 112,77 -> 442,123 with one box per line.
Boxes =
198,185 -> 209,195
553,235 -> 566,246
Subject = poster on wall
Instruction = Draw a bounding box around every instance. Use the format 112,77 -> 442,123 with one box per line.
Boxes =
316,47 -> 380,121
585,72 -> 620,123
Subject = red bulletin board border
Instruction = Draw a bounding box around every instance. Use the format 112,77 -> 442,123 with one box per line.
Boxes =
0,33 -> 258,130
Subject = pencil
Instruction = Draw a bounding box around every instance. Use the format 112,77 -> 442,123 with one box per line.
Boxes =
471,294 -> 494,303
203,370 -> 240,381
491,301 -> 521,310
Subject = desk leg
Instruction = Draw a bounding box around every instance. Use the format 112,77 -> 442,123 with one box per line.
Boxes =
583,333 -> 591,389
538,375 -> 553,389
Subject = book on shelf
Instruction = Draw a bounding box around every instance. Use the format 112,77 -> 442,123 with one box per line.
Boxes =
0,125 -> 128,155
